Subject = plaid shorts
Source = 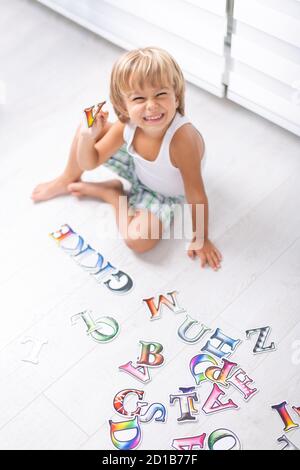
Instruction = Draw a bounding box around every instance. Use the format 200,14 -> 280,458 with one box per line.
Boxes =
103,144 -> 184,229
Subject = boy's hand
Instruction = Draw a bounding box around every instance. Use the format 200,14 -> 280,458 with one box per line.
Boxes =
80,106 -> 109,142
187,237 -> 222,271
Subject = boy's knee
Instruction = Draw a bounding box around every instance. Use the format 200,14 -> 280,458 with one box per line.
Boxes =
125,237 -> 156,254
128,211 -> 163,241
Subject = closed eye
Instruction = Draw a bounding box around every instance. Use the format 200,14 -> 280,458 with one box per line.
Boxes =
132,92 -> 167,101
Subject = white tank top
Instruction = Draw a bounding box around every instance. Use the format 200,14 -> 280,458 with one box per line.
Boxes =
123,112 -> 207,198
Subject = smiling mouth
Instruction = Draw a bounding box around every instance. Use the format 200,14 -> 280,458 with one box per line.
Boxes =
143,113 -> 164,122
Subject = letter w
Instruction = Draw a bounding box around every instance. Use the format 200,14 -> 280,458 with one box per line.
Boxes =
143,290 -> 186,320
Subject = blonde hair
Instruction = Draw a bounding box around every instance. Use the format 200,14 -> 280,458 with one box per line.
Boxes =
110,47 -> 185,123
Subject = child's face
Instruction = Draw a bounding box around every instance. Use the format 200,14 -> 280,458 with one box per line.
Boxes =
122,82 -> 179,133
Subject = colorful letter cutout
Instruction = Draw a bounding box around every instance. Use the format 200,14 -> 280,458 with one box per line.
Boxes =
143,291 -> 186,320
72,310 -> 119,343
246,326 -> 275,354
177,315 -> 211,344
109,416 -> 141,450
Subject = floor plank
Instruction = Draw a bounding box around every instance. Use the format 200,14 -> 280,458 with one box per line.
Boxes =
0,0 -> 299,450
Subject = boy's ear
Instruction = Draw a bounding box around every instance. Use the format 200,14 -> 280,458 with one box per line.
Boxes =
120,102 -> 130,118
117,107 -> 128,122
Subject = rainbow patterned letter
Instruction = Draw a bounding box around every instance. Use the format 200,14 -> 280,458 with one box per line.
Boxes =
190,354 -> 218,385
113,389 -> 145,416
271,402 -> 299,432
205,358 -> 237,388
109,416 -> 141,450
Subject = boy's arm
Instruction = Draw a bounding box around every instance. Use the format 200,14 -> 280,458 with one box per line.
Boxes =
77,120 -> 125,171
171,125 -> 222,270
171,125 -> 208,240
94,120 -> 125,165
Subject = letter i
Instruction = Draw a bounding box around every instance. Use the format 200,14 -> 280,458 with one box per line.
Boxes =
271,402 -> 299,432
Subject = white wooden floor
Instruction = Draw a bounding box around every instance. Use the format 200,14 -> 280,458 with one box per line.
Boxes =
0,0 -> 299,450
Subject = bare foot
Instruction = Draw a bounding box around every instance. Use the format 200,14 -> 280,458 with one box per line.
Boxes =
68,179 -> 124,202
31,176 -> 77,202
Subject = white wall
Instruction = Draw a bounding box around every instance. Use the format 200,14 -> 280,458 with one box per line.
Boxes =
37,0 -> 300,136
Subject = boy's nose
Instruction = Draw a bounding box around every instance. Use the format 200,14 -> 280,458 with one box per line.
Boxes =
146,99 -> 158,111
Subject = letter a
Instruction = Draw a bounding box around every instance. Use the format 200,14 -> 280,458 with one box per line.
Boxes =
119,361 -> 151,383
202,384 -> 238,415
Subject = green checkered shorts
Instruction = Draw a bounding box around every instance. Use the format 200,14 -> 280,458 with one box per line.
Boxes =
103,144 -> 184,229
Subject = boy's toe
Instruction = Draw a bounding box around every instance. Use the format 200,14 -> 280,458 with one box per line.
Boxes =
68,183 -> 77,192
68,182 -> 84,197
